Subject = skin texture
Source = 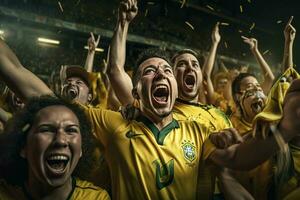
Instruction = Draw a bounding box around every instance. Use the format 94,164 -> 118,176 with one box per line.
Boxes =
282,16 -> 296,72
62,76 -> 92,105
133,57 -> 178,128
173,53 -> 202,102
21,105 -> 82,200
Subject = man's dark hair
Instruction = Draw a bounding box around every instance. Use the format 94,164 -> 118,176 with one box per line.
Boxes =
132,48 -> 171,87
0,95 -> 93,185
231,73 -> 256,105
171,49 -> 199,66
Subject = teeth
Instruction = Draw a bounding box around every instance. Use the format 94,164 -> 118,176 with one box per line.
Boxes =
48,155 -> 68,161
156,85 -> 167,90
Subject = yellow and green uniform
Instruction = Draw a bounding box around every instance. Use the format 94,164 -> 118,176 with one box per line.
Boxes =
88,72 -> 108,108
213,92 -> 236,116
0,177 -> 110,200
83,105 -> 216,200
173,99 -> 232,199
173,99 -> 232,131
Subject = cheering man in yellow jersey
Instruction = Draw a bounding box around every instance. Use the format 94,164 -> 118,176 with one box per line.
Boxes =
0,2 -> 300,200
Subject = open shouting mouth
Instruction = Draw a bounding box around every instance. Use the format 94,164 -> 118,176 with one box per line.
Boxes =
184,74 -> 196,90
251,99 -> 264,113
152,84 -> 169,106
45,153 -> 70,177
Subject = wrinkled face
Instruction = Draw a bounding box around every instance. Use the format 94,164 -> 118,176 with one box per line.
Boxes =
62,77 -> 91,104
237,76 -> 266,121
281,79 -> 300,135
21,106 -> 82,187
134,57 -> 178,118
216,78 -> 228,92
173,53 -> 202,101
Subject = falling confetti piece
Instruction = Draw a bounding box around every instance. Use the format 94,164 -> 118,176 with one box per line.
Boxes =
224,41 -> 228,48
238,29 -> 243,33
180,0 -> 186,8
242,53 -> 246,56
247,0 -> 251,3
206,5 -> 215,11
277,20 -> 282,24
220,22 -> 229,26
240,5 -> 243,13
185,21 -> 194,30
263,50 -> 270,55
145,9 -> 149,17
58,1 -> 64,12
250,22 -> 255,30
147,2 -> 155,5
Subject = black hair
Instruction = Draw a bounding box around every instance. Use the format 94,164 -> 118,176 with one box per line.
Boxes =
0,95 -> 93,185
132,48 -> 171,87
171,49 -> 199,65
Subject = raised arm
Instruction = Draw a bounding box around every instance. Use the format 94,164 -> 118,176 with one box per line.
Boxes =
202,22 -> 221,104
241,36 -> 275,93
84,32 -> 101,72
282,16 -> 296,72
107,0 -> 137,106
0,39 -> 53,101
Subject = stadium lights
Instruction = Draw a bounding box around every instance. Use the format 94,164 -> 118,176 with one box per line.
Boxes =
84,46 -> 104,52
0,30 -> 4,35
38,37 -> 60,45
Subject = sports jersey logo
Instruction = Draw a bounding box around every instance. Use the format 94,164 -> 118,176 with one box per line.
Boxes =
125,131 -> 143,138
181,140 -> 196,163
153,159 -> 174,190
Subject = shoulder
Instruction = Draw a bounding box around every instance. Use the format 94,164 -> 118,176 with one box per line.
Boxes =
72,178 -> 110,200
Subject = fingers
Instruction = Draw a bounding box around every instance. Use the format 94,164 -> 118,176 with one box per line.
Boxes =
96,35 -> 101,44
241,35 -> 249,41
287,16 -> 294,26
90,32 -> 95,41
227,128 -> 244,143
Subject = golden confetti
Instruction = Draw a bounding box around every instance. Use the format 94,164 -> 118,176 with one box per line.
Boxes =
277,20 -> 282,24
58,1 -> 64,12
206,5 -> 215,11
247,0 -> 251,3
240,5 -> 243,13
185,21 -> 194,30
145,9 -> 148,17
250,22 -> 255,30
263,50 -> 270,55
180,0 -> 187,8
22,124 -> 31,132
238,29 -> 243,33
220,22 -> 229,26
147,2 -> 155,5
224,41 -> 228,48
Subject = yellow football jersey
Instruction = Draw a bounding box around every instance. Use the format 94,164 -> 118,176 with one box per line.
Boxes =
83,105 -> 216,200
0,178 -> 110,200
230,114 -> 252,136
88,72 -> 108,109
173,99 -> 232,132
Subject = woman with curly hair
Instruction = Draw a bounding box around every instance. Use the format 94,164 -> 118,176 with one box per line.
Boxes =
0,96 -> 110,200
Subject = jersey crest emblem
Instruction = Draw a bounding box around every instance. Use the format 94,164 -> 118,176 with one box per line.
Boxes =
181,140 -> 196,162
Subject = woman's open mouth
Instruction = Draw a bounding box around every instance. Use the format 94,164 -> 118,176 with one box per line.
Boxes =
45,154 -> 70,176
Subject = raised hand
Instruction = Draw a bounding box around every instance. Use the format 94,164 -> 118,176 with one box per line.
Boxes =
119,0 -> 138,23
87,32 -> 101,52
212,22 -> 221,44
241,36 -> 258,51
284,16 -> 296,42
209,128 -> 243,149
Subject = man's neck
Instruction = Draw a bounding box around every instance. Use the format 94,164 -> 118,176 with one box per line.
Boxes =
141,109 -> 173,131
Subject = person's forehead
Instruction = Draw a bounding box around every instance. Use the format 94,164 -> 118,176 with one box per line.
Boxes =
175,53 -> 198,63
35,105 -> 78,123
139,57 -> 171,70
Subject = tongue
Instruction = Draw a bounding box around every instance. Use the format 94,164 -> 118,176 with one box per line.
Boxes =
252,103 -> 262,113
68,90 -> 77,99
155,96 -> 167,102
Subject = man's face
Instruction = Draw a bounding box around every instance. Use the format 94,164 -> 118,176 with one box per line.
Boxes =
21,105 -> 82,187
173,53 -> 202,101
216,78 -> 228,92
62,76 -> 91,104
134,57 -> 178,118
237,76 -> 266,121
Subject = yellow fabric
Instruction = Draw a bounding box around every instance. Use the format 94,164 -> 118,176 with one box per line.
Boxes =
173,100 -> 231,199
173,100 -> 232,132
88,72 -> 108,108
253,67 -> 300,138
251,68 -> 300,199
82,105 -> 216,200
230,114 -> 252,136
0,178 -> 110,200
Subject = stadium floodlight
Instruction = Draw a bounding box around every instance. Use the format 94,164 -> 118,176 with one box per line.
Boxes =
84,46 -> 104,52
38,37 -> 60,45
